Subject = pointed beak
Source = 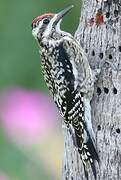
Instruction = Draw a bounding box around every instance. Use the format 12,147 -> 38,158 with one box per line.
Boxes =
54,5 -> 74,25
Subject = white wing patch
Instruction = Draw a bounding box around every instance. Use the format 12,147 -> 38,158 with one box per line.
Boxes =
83,98 -> 96,143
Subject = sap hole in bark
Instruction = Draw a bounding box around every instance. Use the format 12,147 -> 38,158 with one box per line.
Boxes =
104,87 -> 109,94
97,87 -> 102,95
97,125 -> 101,131
118,46 -> 121,52
113,0 -> 119,3
114,10 -> 119,17
92,50 -> 95,56
109,54 -> 113,59
106,12 -> 110,18
113,87 -> 117,94
116,128 -> 120,134
99,52 -> 103,59
72,160 -> 73,164
85,49 -> 88,53
71,176 -> 74,180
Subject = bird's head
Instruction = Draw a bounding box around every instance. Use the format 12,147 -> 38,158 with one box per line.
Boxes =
31,5 -> 74,41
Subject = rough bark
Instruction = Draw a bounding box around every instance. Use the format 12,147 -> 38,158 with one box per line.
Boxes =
62,0 -> 121,179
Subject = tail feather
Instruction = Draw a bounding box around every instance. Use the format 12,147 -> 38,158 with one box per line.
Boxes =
90,160 -> 97,180
72,120 -> 99,180
86,135 -> 99,180
86,135 -> 99,162
83,164 -> 89,180
78,134 -> 99,180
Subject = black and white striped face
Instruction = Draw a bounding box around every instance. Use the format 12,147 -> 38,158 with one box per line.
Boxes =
31,5 -> 74,42
32,14 -> 54,41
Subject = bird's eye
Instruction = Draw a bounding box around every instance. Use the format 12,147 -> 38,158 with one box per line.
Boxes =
43,18 -> 50,24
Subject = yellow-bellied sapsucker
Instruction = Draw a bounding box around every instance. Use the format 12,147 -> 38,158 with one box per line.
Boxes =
32,5 -> 99,180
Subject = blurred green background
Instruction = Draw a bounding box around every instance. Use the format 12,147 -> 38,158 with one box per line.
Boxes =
0,0 -> 80,180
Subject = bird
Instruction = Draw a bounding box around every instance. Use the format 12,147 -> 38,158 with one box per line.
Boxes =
31,5 -> 99,180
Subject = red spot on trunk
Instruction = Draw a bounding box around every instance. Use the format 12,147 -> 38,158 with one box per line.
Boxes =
95,12 -> 104,26
88,11 -> 104,27
89,18 -> 95,26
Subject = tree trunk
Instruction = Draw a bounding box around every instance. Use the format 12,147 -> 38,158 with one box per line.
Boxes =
62,0 -> 121,179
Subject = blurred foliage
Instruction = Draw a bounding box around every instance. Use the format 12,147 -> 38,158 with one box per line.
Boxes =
0,0 -> 80,91
0,129 -> 51,180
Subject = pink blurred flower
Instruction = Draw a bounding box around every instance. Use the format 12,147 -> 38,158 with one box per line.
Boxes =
0,88 -> 58,145
0,172 -> 8,180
